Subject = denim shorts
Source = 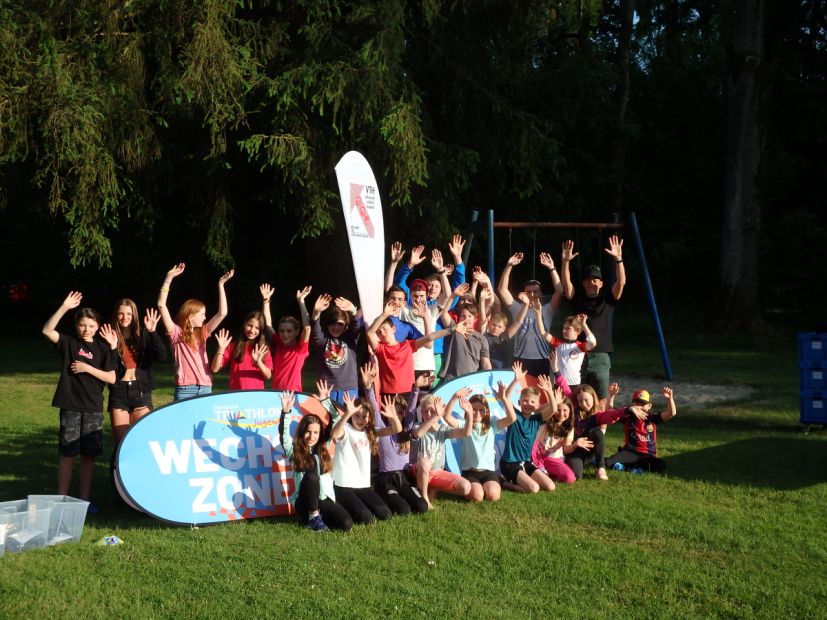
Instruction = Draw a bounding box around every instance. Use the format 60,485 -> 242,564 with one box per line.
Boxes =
174,384 -> 212,401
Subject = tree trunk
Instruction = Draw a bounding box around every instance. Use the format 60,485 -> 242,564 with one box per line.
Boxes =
720,0 -> 769,337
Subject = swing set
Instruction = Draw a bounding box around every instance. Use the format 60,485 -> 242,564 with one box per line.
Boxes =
463,210 -> 673,381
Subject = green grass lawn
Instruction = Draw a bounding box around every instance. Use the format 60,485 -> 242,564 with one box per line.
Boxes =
1,320 -> 826,619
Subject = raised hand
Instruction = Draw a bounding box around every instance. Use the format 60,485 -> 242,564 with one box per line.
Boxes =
662,387 -> 673,400
604,235 -> 623,261
416,371 -> 435,388
260,283 -> 274,302
280,390 -> 295,413
342,391 -> 358,416
576,313 -> 588,327
608,382 -> 620,397
454,321 -> 470,338
144,307 -> 161,332
62,291 -> 83,309
166,263 -> 186,279
316,378 -> 332,401
215,328 -> 232,349
411,298 -> 427,318
458,396 -> 473,415
512,360 -> 526,382
456,386 -> 473,399
431,249 -> 444,271
381,394 -> 398,417
390,241 -> 405,263
548,349 -> 559,373
313,293 -> 332,314
517,291 -> 530,305
409,245 -> 427,267
434,396 -> 446,418
539,252 -> 556,271
448,234 -> 466,260
99,323 -> 118,349
296,285 -> 312,302
218,269 -> 235,285
630,405 -> 649,421
453,282 -> 471,297
334,297 -> 357,313
383,300 -> 397,316
251,343 -> 269,364
495,380 -> 507,401
359,361 -> 377,389
561,240 -> 578,262
507,252 -> 524,267
537,374 -> 554,395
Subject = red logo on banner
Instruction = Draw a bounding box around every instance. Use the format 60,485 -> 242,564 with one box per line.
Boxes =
350,183 -> 374,238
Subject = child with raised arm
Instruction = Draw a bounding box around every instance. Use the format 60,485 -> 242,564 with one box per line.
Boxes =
499,362 -> 557,493
481,288 -> 531,370
43,292 -> 119,507
211,311 -> 273,390
362,363 -> 430,515
531,387 -> 577,485
261,284 -> 312,392
366,299 -> 460,399
459,379 -> 518,502
278,381 -> 353,532
538,312 -> 596,388
438,284 -> 492,381
310,293 -> 363,404
407,392 -> 473,509
330,392 -> 400,525
157,263 -> 234,400
606,387 -> 678,474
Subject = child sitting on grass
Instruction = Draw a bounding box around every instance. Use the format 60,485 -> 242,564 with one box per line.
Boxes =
606,386 -> 677,474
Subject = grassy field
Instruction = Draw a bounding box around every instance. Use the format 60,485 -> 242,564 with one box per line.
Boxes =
1,318 -> 825,619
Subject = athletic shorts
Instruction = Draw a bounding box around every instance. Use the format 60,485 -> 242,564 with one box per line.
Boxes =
461,469 -> 500,485
59,409 -> 103,458
108,380 -> 153,412
582,352 -> 611,398
406,464 -> 464,491
499,460 -> 538,485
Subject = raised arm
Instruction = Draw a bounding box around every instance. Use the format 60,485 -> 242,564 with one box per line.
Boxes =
210,328 -> 232,373
260,283 -> 275,339
157,263 -> 186,333
450,396 -> 475,439
42,291 -> 82,344
447,234 -> 467,290
497,252 -> 523,307
365,302 -> 394,350
495,380 -> 518,430
295,285 -> 313,343
507,292 -> 531,340
410,397 -> 445,439
205,269 -> 234,333
143,308 -> 168,361
332,392 -> 358,441
578,314 -> 597,351
661,387 -> 677,421
278,391 -> 296,458
251,343 -> 273,381
386,242 -> 405,293
431,249 -> 452,306
560,241 -> 578,300
604,235 -> 626,300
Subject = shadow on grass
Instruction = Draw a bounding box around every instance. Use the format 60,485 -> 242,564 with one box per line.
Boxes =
666,437 -> 827,490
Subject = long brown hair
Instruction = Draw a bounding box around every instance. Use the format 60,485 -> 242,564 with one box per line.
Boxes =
112,298 -> 142,356
392,395 -> 411,455
292,415 -> 333,473
469,394 -> 491,433
575,385 -> 600,420
232,311 -> 268,363
174,299 -> 206,349
351,398 -> 378,455
544,398 -> 575,438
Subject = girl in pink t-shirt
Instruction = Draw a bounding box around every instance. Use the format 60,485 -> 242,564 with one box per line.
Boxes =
211,311 -> 273,390
157,263 -> 233,401
260,283 -> 312,391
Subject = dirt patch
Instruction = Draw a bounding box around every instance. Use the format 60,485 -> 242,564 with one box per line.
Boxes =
610,374 -> 754,407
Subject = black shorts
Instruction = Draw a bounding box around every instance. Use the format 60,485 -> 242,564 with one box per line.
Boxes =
462,469 -> 500,485
499,460 -> 538,484
59,409 -> 103,458
108,380 -> 153,412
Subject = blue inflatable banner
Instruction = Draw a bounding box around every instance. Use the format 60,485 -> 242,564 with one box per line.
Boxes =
431,370 -> 523,474
115,390 -> 327,525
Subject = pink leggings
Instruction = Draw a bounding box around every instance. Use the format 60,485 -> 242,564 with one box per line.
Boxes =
532,454 -> 576,484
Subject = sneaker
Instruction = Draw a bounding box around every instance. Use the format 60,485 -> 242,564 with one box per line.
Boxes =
307,514 -> 328,532
595,467 -> 609,481
629,467 -> 644,475
612,463 -> 625,472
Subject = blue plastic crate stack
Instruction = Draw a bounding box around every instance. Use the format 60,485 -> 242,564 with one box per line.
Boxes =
799,333 -> 827,427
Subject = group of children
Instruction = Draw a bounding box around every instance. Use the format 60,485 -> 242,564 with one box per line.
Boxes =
43,235 -> 677,524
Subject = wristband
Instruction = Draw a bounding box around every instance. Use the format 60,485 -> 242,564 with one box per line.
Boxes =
160,287 -> 170,293
549,267 -> 557,272
615,259 -> 623,264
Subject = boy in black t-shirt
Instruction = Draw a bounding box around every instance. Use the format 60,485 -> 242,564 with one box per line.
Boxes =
42,292 -> 118,509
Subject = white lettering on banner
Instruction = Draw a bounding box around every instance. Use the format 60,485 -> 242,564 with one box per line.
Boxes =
194,439 -> 221,473
219,437 -> 245,471
244,474 -> 272,506
246,435 -> 274,468
190,478 -> 217,513
216,475 -> 243,510
149,440 -> 192,474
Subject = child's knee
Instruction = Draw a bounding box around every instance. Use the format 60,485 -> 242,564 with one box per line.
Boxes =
468,484 -> 484,502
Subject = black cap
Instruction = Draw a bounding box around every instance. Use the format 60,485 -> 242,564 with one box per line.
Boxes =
584,265 -> 602,279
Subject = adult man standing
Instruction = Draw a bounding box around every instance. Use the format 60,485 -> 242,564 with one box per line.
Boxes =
561,235 -> 626,409
497,251 -> 563,377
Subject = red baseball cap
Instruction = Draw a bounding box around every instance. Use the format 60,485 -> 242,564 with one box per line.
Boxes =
410,279 -> 428,292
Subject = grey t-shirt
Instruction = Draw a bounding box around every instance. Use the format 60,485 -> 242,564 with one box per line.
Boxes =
510,301 -> 553,360
438,331 -> 490,380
